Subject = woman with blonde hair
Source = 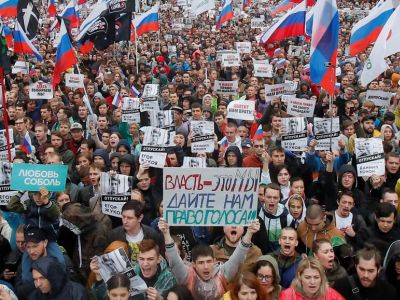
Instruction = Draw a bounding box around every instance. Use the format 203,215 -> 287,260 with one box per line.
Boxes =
278,257 -> 344,300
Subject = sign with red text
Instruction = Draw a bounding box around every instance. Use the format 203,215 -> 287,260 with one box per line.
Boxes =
214,80 -> 239,96
65,74 -> 84,88
221,53 -> 241,67
254,61 -> 273,77
286,97 -> 316,117
235,42 -> 252,54
227,100 -> 255,120
29,81 -> 53,99
163,168 -> 260,226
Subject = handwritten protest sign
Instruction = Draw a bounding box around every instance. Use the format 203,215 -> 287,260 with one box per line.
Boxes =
11,163 -> 68,192
65,74 -> 84,88
29,81 -> 53,99
216,49 -> 237,61
12,61 -> 29,74
264,82 -> 296,101
227,100 -> 255,120
214,80 -> 238,95
281,117 -> 308,151
355,138 -> 385,177
366,90 -> 392,107
163,168 -> 259,226
286,97 -> 316,117
254,61 -> 273,77
235,42 -> 252,54
221,53 -> 241,67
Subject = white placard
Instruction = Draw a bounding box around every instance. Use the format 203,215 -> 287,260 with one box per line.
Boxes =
264,82 -> 296,101
281,117 -> 308,151
235,42 -> 252,54
365,90 -> 392,107
355,138 -> 385,177
251,17 -> 264,28
0,129 -> 15,161
216,49 -> 237,61
286,97 -> 316,117
227,100 -> 255,120
148,110 -> 175,129
221,53 -> 241,67
122,97 -> 141,124
163,168 -> 260,226
142,84 -> 159,98
288,45 -> 303,57
12,61 -> 29,74
65,74 -> 84,88
140,97 -> 160,112
182,157 -> 207,168
190,121 -> 215,153
29,81 -> 53,99
254,62 -> 273,77
214,80 -> 239,96
314,117 -> 340,151
140,127 -> 169,168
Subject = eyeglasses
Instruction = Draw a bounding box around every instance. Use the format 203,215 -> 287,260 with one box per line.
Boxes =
257,274 -> 273,282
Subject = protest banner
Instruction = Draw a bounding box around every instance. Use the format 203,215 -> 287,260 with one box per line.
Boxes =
65,74 -> 84,88
214,80 -> 238,96
0,129 -> 15,161
142,84 -> 159,98
11,163 -> 68,192
12,61 -> 29,74
97,248 -> 147,296
29,81 -> 53,99
100,172 -> 132,217
313,117 -> 340,151
183,157 -> 206,168
366,90 -> 392,107
139,127 -> 169,168
149,110 -> 174,129
235,42 -> 252,54
253,62 -> 273,77
264,82 -> 296,101
122,97 -> 141,124
286,97 -> 316,117
355,138 -> 385,177
190,121 -> 215,153
221,53 -> 241,67
281,117 -> 308,151
227,100 -> 255,120
163,168 -> 260,226
216,49 -> 237,61
140,97 -> 159,112
190,0 -> 214,16
251,17 -> 264,28
288,45 -> 302,57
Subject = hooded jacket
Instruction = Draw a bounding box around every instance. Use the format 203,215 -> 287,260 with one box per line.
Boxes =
119,154 -> 136,176
257,255 -> 282,300
383,240 -> 400,294
93,149 -> 111,170
297,213 -> 346,253
224,146 -> 243,167
28,256 -> 88,300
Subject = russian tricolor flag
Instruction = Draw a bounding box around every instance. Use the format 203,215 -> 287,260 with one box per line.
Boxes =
133,4 -> 160,36
219,136 -> 229,148
216,0 -> 234,30
13,22 -> 43,61
0,0 -> 17,17
62,0 -> 80,28
260,0 -> 306,44
112,92 -> 122,108
48,0 -> 57,17
310,0 -> 339,95
130,85 -> 141,97
21,133 -> 32,155
53,19 -> 77,88
271,0 -> 296,17
253,125 -> 264,141
349,0 -> 396,57
2,24 -> 12,48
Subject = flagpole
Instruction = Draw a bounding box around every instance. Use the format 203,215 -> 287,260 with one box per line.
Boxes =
0,67 -> 12,162
135,25 -> 139,75
74,57 -> 96,117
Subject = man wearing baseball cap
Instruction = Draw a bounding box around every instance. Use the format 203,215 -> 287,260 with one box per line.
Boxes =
65,122 -> 84,154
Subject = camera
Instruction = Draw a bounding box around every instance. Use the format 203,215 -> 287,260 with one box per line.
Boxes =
324,62 -> 333,67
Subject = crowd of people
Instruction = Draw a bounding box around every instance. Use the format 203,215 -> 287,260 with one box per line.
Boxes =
1,0 -> 400,299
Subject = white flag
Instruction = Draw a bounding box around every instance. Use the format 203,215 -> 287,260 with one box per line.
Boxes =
360,5 -> 400,86
191,0 -> 215,16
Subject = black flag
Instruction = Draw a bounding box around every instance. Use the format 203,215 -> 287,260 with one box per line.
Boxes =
80,15 -> 116,51
115,13 -> 131,42
17,0 -> 39,40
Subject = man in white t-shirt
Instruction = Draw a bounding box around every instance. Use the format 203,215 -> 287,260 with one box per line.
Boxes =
106,200 -> 162,262
332,191 -> 366,246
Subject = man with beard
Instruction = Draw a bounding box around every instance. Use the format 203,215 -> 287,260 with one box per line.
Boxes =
333,245 -> 398,299
211,225 -> 262,270
348,115 -> 380,155
268,227 -> 302,288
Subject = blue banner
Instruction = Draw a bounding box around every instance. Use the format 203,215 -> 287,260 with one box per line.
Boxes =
11,163 -> 68,192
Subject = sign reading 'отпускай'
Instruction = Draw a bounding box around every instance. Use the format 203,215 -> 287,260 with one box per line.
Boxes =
163,168 -> 259,226
11,163 -> 68,192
